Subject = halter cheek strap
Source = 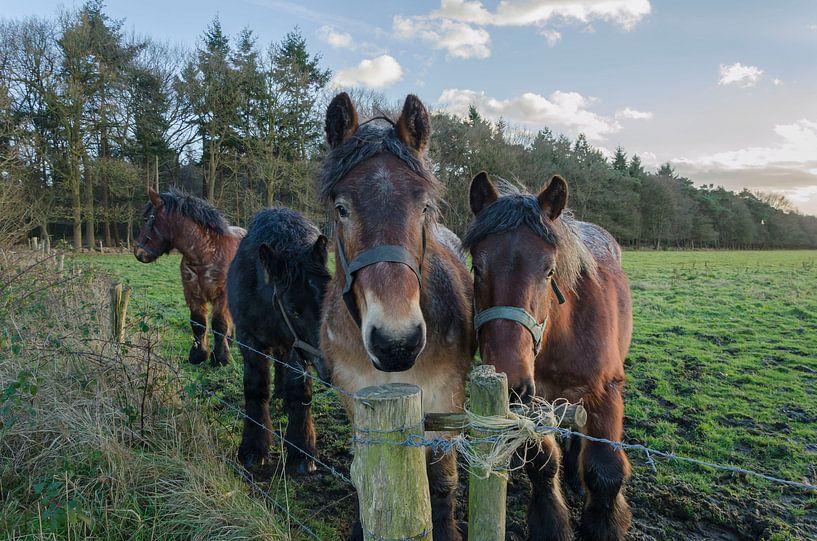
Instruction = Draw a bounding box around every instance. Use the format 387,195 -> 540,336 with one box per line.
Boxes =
335,228 -> 426,328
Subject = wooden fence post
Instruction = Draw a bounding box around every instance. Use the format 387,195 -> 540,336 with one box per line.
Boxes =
32,237 -> 38,250
109,282 -> 131,343
57,254 -> 65,273
468,365 -> 510,541
351,383 -> 432,541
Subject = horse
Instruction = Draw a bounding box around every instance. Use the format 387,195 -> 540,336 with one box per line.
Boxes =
226,208 -> 330,474
318,93 -> 475,541
464,172 -> 633,541
134,188 -> 245,367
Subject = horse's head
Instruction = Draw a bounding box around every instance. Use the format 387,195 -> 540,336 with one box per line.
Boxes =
134,189 -> 174,263
465,172 -> 568,402
323,92 -> 438,372
259,232 -> 331,373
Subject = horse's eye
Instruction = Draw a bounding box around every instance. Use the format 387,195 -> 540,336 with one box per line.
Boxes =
335,204 -> 349,219
422,204 -> 429,215
546,268 -> 555,278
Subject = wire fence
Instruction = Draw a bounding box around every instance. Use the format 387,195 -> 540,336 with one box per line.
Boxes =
5,256 -> 817,541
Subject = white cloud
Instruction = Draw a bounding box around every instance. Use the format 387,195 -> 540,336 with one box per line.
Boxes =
332,55 -> 403,89
718,62 -> 763,87
431,0 -> 651,30
772,78 -> 783,86
436,88 -> 623,140
679,119 -> 817,171
540,29 -> 562,46
395,1 -> 650,59
807,24 -> 817,31
393,16 -> 491,59
317,25 -> 354,49
615,107 -> 653,120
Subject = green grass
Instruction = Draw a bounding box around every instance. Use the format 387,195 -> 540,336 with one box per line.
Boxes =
64,250 -> 817,538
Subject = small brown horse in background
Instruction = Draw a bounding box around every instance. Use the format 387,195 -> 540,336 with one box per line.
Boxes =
465,172 -> 633,540
134,188 -> 245,366
319,93 -> 475,541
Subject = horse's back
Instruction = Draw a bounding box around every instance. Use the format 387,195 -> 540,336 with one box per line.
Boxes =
575,220 -> 622,267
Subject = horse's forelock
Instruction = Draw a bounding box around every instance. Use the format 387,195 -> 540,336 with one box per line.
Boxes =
318,124 -> 440,202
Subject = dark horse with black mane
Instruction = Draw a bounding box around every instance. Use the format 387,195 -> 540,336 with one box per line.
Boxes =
227,208 -> 330,473
134,188 -> 245,366
319,93 -> 475,540
465,172 -> 633,540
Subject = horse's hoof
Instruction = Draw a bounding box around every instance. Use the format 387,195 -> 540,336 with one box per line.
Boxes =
210,352 -> 230,367
188,347 -> 209,365
287,457 -> 317,475
238,449 -> 267,469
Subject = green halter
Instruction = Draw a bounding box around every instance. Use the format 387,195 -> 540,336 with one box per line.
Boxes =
473,279 -> 566,355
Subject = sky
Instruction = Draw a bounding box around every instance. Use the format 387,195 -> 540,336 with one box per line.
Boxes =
6,0 -> 817,215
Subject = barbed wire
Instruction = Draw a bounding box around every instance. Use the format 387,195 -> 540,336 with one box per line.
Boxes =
184,313 -> 817,494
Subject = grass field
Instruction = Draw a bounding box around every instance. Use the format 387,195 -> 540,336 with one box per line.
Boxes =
4,250 -> 816,540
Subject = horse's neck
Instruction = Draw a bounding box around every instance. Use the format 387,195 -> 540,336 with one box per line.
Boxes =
172,220 -> 217,265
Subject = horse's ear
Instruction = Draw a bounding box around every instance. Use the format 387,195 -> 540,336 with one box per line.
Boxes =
311,235 -> 328,267
396,94 -> 431,154
259,243 -> 285,280
537,175 -> 568,220
326,92 -> 359,149
148,188 -> 163,209
469,172 -> 498,215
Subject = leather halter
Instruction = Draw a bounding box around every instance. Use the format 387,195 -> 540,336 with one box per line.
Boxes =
335,227 -> 426,328
272,287 -> 330,381
473,279 -> 566,355
135,214 -> 167,258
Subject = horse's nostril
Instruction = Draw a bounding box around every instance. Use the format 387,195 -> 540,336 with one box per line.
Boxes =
511,378 -> 536,404
404,324 -> 424,352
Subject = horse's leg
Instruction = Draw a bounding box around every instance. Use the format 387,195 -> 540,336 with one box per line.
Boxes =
281,349 -> 317,474
237,335 -> 273,468
562,436 -> 583,496
210,296 -> 232,367
187,301 -> 209,365
524,436 -> 573,541
427,448 -> 461,541
273,360 -> 286,401
578,383 -> 631,541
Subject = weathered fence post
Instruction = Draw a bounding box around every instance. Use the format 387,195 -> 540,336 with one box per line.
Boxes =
351,383 -> 432,541
32,237 -> 38,250
468,365 -> 510,541
109,282 -> 131,343
57,254 -> 65,273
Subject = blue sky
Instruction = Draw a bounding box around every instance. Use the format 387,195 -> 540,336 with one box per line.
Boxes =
6,1 -> 817,214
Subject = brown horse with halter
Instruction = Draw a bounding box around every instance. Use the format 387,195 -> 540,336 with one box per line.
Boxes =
319,93 -> 475,540
465,172 -> 633,540
134,188 -> 245,366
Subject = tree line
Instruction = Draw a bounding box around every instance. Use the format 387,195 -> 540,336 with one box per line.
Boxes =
1,1 -> 815,250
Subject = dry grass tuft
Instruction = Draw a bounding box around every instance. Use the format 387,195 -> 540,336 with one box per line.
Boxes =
0,251 -> 287,540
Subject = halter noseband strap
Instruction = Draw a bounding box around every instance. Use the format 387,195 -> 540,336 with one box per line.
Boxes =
335,229 -> 425,328
473,279 -> 566,355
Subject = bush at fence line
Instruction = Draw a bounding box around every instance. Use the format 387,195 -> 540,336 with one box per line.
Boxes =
0,254 -> 290,540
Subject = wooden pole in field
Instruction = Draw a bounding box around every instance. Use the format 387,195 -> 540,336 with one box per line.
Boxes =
32,237 -> 38,250
109,282 -> 131,343
351,383 -> 432,541
468,365 -> 510,541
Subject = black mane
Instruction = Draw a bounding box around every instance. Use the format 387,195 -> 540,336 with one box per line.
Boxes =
146,188 -> 230,235
318,123 -> 440,201
463,193 -> 559,250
